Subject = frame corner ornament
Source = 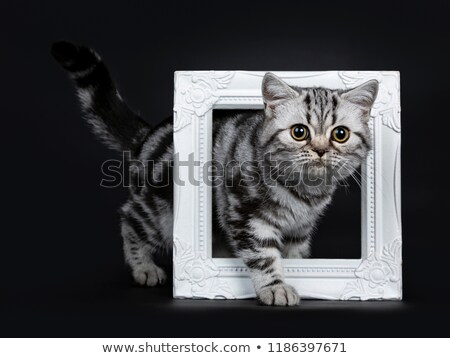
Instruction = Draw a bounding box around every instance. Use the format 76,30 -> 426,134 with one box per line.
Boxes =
340,237 -> 402,300
174,239 -> 235,299
338,71 -> 401,133
173,71 -> 235,132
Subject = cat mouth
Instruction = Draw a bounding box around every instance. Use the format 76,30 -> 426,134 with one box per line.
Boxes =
308,160 -> 327,168
304,161 -> 335,176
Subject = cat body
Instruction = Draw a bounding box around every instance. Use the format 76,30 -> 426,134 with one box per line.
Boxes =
52,42 -> 377,306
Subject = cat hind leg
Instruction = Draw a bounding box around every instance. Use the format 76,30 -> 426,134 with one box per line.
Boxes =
120,208 -> 167,286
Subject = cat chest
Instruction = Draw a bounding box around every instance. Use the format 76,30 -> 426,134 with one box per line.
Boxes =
262,199 -> 325,237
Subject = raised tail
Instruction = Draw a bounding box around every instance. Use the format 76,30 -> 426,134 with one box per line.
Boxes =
51,41 -> 151,154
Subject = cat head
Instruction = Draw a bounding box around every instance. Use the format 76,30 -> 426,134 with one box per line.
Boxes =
260,72 -> 378,188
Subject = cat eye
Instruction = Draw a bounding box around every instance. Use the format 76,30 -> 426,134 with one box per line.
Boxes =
331,126 -> 350,143
291,124 -> 309,141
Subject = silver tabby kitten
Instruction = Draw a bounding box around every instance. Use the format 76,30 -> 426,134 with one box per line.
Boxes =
52,42 -> 378,306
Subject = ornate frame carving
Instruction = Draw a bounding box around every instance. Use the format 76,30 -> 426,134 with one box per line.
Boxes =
173,71 -> 402,300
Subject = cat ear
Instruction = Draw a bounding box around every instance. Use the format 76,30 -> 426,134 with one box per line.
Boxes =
341,79 -> 379,113
262,73 -> 299,112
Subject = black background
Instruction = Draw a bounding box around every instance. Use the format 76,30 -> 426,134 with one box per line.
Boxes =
1,0 -> 450,337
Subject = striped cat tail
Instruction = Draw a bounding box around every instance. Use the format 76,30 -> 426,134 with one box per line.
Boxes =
51,41 -> 151,155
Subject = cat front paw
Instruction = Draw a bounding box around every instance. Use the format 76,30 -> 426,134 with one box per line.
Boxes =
257,283 -> 300,306
132,263 -> 167,287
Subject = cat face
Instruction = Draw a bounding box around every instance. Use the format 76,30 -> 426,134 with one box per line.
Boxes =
260,73 -> 378,187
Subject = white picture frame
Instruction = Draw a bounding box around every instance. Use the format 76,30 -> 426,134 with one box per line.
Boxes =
173,71 -> 402,301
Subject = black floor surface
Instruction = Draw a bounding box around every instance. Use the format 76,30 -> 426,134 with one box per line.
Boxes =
1,265 -> 447,338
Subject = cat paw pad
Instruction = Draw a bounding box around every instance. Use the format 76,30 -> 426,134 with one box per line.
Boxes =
133,263 -> 167,287
258,283 -> 300,306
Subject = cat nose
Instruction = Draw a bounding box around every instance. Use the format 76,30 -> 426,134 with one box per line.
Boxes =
313,149 -> 327,157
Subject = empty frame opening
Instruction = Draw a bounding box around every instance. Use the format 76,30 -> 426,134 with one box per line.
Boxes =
211,109 -> 361,259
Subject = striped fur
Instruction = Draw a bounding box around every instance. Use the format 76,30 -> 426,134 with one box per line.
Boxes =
52,42 -> 378,306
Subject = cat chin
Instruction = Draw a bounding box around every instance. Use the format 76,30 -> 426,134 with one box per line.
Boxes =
304,162 -> 332,177
298,164 -> 342,190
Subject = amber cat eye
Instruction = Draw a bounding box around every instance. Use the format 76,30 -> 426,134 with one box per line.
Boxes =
331,126 -> 350,143
291,124 -> 309,141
